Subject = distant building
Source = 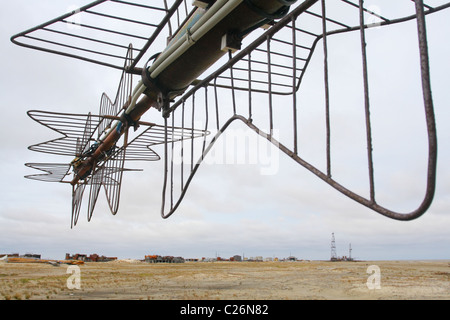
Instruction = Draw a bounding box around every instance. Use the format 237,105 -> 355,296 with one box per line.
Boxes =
248,256 -> 263,262
0,253 -> 19,259
23,253 -> 41,259
65,253 -> 117,262
0,253 -> 40,259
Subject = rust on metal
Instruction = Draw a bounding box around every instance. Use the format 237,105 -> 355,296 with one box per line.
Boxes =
13,0 -> 449,225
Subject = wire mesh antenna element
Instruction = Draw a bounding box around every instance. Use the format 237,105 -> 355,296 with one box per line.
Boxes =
103,147 -> 127,215
10,0 -> 185,73
25,163 -> 71,183
98,44 -> 134,137
160,0 -> 447,221
72,182 -> 86,228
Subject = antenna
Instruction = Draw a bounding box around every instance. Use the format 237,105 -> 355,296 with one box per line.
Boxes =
349,243 -> 352,260
331,233 -> 337,261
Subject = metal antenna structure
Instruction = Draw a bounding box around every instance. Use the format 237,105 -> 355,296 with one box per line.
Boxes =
11,0 -> 450,226
331,233 -> 337,261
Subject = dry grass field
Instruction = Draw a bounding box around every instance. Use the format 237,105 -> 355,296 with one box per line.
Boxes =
0,259 -> 448,300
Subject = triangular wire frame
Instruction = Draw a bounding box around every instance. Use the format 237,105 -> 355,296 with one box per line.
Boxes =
160,0 -> 447,220
10,0 -> 186,73
72,182 -> 86,228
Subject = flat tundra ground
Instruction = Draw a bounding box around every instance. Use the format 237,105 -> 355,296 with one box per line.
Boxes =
0,260 -> 449,300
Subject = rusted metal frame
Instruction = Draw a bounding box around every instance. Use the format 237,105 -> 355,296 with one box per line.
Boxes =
11,0 -> 183,73
305,9 -> 351,29
228,51 -> 238,115
340,0 -> 390,22
10,0 -> 125,71
358,0 -> 375,203
287,0 -> 437,220
180,100 -> 186,189
28,113 -> 92,132
254,47 -> 308,72
321,0 -> 332,178
217,75 -> 293,89
167,0 -> 319,115
27,109 -> 187,161
417,0 -> 433,10
281,25 -> 319,97
400,0 -> 437,221
160,0 -> 319,218
160,114 -> 245,219
324,2 -> 450,37
294,1 -> 450,95
84,9 -> 160,28
244,52 -> 306,68
129,0 -> 185,72
257,46 -> 308,62
99,95 -> 117,137
100,46 -> 134,136
218,75 -> 296,89
170,84 -> 211,202
267,36 -> 274,134
103,147 -> 127,215
41,27 -> 136,52
78,113 -> 94,156
201,86 -> 210,161
167,0 -> 195,40
248,52 -> 253,121
161,116 -> 170,216
211,83 -> 289,95
213,78 -> 221,130
163,82 -> 215,206
170,109 -> 176,209
270,36 -> 309,51
310,0 -> 440,219
164,0 -> 174,38
27,111 -> 102,156
229,62 -> 301,80
20,35 -> 127,62
87,163 -> 103,221
72,183 -> 86,228
214,46 -> 307,95
29,115 -> 89,135
291,0 -> 450,99
160,111 -> 305,219
25,163 -> 72,183
29,138 -> 79,155
191,93 -> 196,173
285,22 -> 319,38
287,0 -> 438,219
161,19 -> 306,216
10,0 -> 107,37
111,0 -> 170,12
101,114 -> 206,141
163,0 -> 441,220
292,15 -> 298,155
61,20 -> 148,41
160,86 -> 208,219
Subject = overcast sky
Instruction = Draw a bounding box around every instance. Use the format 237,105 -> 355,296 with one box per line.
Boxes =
1,1 -> 449,261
